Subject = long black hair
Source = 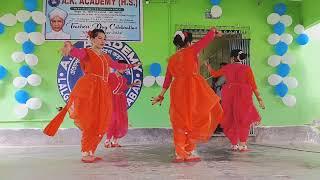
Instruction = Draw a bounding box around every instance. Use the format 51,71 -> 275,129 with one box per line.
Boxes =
173,31 -> 193,49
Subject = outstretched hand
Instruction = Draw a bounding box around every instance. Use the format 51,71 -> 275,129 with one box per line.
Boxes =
151,95 -> 164,106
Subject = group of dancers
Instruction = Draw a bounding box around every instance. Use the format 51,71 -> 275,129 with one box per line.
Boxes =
43,27 -> 265,163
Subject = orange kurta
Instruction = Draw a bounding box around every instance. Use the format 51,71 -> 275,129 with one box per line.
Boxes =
44,48 -> 128,153
164,30 -> 223,158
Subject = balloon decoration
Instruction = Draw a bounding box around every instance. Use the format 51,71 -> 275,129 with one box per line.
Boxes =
143,63 -> 165,87
274,41 -> 288,56
24,19 -> 36,33
19,65 -> 32,78
294,24 -> 305,34
283,77 -> 298,89
15,32 -> 29,44
26,97 -> 42,110
273,22 -> 285,35
143,76 -> 156,87
0,65 -> 8,80
267,13 -> 280,25
267,33 -> 280,45
267,55 -> 281,67
13,77 -> 28,89
24,0 -> 37,12
27,74 -> 42,86
296,33 -> 309,45
275,82 -> 288,97
280,33 -> 293,45
149,63 -> 161,77
0,23 -> 5,34
267,3 -> 298,107
22,40 -> 35,54
25,54 -> 38,66
2,0 -> 44,118
282,95 -> 296,107
0,13 -> 17,26
279,15 -> 292,27
268,74 -> 282,86
16,10 -> 31,23
14,104 -> 29,119
15,90 -> 30,104
281,54 -> 295,65
277,63 -> 290,77
209,0 -> 222,18
274,3 -> 287,15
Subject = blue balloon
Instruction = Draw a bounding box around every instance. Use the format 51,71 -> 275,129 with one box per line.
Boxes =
210,0 -> 221,5
274,3 -> 287,15
0,65 -> 8,80
19,65 -> 32,78
275,82 -> 288,97
296,33 -> 309,45
24,19 -> 36,33
274,41 -> 288,56
22,41 -> 35,54
149,63 -> 162,77
24,0 -> 37,12
0,23 -> 4,34
15,90 -> 30,104
273,22 -> 285,35
277,63 -> 291,77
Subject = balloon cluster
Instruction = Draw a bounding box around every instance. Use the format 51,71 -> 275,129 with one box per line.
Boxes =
143,63 -> 165,87
266,3 -> 298,107
8,0 -> 46,118
209,0 -> 222,18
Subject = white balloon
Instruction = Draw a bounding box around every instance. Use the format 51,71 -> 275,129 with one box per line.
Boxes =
294,24 -> 305,34
282,95 -> 297,107
268,55 -> 281,67
267,33 -> 280,45
267,13 -> 280,25
143,76 -> 156,87
29,32 -> 45,45
283,77 -> 298,89
210,5 -> 222,18
13,77 -> 28,89
27,74 -> 42,86
282,54 -> 295,65
280,15 -> 292,27
156,76 -> 165,86
268,74 -> 283,86
15,32 -> 29,44
26,97 -> 42,110
280,33 -> 293,45
31,11 -> 46,24
0,13 -> 17,26
16,10 -> 31,22
11,51 -> 26,63
25,54 -> 39,66
14,104 -> 29,119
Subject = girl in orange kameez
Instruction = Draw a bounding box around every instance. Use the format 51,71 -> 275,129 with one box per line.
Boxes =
43,29 -> 141,163
205,49 -> 265,152
152,28 -> 224,163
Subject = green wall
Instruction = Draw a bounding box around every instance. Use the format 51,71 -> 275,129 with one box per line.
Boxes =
1,0 -> 320,128
302,0 -> 320,28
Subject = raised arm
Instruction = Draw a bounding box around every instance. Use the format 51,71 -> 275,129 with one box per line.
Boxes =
192,28 -> 222,54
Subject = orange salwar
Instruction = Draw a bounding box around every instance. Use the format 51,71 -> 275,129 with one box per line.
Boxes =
163,30 -> 223,158
44,48 -> 128,154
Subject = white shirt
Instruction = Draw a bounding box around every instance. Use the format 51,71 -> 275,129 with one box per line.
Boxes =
47,30 -> 71,40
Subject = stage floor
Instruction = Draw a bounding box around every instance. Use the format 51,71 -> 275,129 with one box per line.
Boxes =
1,141 -> 320,180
